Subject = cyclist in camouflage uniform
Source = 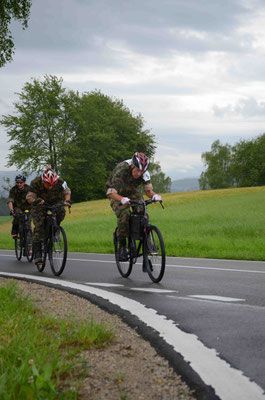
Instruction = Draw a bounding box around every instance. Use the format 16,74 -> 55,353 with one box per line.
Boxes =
26,167 -> 71,263
7,175 -> 31,238
106,152 -> 162,261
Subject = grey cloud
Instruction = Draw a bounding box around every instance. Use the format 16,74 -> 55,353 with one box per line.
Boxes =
10,0 -> 251,57
213,97 -> 265,118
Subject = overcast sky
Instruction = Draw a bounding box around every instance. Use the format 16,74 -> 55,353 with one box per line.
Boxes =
1,0 -> 265,180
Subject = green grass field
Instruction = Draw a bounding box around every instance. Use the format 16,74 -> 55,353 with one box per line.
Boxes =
1,186 -> 265,260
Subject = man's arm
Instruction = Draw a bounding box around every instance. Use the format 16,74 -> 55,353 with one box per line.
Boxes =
7,200 -> 14,213
7,188 -> 15,213
107,192 -> 124,202
62,183 -> 71,205
107,189 -> 130,205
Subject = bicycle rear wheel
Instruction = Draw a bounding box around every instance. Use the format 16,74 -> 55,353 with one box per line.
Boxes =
25,229 -> 33,262
143,225 -> 166,283
15,233 -> 23,261
114,229 -> 133,278
49,226 -> 67,276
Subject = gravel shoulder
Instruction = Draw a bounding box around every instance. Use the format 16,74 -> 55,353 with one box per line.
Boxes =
0,277 -> 196,399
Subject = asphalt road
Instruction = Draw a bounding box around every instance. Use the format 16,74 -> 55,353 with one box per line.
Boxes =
0,249 -> 265,400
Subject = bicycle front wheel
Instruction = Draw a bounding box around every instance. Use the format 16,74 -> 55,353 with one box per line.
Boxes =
114,229 -> 133,278
49,226 -> 67,276
36,241 -> 47,272
143,225 -> 166,283
25,229 -> 33,262
15,234 -> 23,261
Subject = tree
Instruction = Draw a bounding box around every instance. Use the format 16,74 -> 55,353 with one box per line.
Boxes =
199,140 -> 234,190
149,161 -> 171,193
1,76 -> 162,202
61,90 -> 156,202
1,75 -> 78,174
0,0 -> 32,67
231,134 -> 265,187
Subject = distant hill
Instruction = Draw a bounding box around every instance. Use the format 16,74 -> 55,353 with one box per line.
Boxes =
171,178 -> 200,192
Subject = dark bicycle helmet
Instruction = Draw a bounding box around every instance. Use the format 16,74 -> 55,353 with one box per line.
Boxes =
42,166 -> 58,186
15,174 -> 26,183
132,152 -> 150,172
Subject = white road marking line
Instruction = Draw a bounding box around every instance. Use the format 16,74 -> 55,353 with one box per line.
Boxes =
1,252 -> 265,274
130,288 -> 177,293
188,295 -> 245,302
0,271 -> 264,400
85,284 -> 176,293
168,264 -> 265,274
50,258 -> 265,275
40,257 -> 265,275
85,282 -> 124,287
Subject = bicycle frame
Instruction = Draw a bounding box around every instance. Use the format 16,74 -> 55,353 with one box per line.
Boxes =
129,198 -> 163,252
44,205 -> 59,241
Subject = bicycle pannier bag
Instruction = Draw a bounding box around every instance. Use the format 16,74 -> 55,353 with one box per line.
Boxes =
130,215 -> 143,240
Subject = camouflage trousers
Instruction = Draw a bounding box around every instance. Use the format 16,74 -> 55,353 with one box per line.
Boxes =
12,207 -> 32,227
110,194 -> 143,239
31,202 -> 65,243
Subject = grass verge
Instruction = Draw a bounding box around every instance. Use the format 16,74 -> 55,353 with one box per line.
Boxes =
0,281 -> 114,399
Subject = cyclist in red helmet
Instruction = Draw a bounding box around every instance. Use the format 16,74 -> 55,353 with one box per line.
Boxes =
106,152 -> 162,261
26,167 -> 71,263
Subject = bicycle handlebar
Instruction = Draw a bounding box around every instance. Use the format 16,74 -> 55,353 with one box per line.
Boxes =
36,202 -> 71,214
11,210 -> 30,217
127,199 -> 164,209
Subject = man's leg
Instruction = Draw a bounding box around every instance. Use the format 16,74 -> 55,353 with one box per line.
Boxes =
55,203 -> 66,225
111,200 -> 130,261
11,220 -> 19,238
31,206 -> 45,263
11,207 -> 22,238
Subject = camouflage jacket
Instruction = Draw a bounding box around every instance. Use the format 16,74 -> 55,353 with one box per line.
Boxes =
106,160 -> 153,198
7,184 -> 31,211
27,176 -> 70,204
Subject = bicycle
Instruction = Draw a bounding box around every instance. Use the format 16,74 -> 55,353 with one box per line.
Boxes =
14,209 -> 34,262
35,203 -> 68,276
113,199 -> 166,283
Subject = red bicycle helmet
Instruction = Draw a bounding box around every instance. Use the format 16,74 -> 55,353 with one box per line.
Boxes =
132,152 -> 150,172
42,166 -> 58,186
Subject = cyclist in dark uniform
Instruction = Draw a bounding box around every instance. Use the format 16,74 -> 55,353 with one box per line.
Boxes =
106,152 -> 162,260
26,167 -> 71,263
7,175 -> 31,239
